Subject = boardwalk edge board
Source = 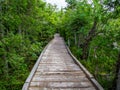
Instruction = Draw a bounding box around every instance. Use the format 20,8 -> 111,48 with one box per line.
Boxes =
22,40 -> 53,90
66,45 -> 104,90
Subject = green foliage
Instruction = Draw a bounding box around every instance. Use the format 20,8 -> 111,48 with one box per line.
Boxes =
70,46 -> 82,59
0,0 -> 57,89
0,0 -> 120,90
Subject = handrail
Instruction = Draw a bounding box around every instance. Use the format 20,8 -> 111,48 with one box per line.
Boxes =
65,45 -> 104,90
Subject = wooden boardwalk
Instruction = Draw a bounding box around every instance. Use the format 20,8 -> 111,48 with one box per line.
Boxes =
22,34 -> 104,90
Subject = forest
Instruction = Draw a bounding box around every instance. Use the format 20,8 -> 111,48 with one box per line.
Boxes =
0,0 -> 120,90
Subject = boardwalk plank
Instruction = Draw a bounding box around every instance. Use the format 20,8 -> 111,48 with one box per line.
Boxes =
30,81 -> 93,88
29,87 -> 96,90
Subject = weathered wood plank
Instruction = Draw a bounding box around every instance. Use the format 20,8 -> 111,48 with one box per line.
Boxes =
35,71 -> 84,75
30,81 -> 93,88
32,77 -> 88,82
29,87 -> 96,90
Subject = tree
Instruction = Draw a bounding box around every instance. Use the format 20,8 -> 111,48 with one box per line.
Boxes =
0,0 -> 57,89
59,0 -> 120,89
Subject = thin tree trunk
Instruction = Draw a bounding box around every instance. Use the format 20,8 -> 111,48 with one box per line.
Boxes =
68,38 -> 70,47
78,33 -> 80,48
116,52 -> 120,90
4,54 -> 9,80
1,30 -> 4,38
74,32 -> 77,46
18,25 -> 22,34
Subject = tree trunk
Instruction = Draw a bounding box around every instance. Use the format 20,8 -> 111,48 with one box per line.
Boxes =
81,20 -> 97,60
78,33 -> 80,48
116,52 -> 120,90
81,42 -> 89,60
18,25 -> 22,34
68,38 -> 70,47
74,32 -> 77,45
4,54 -> 9,80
